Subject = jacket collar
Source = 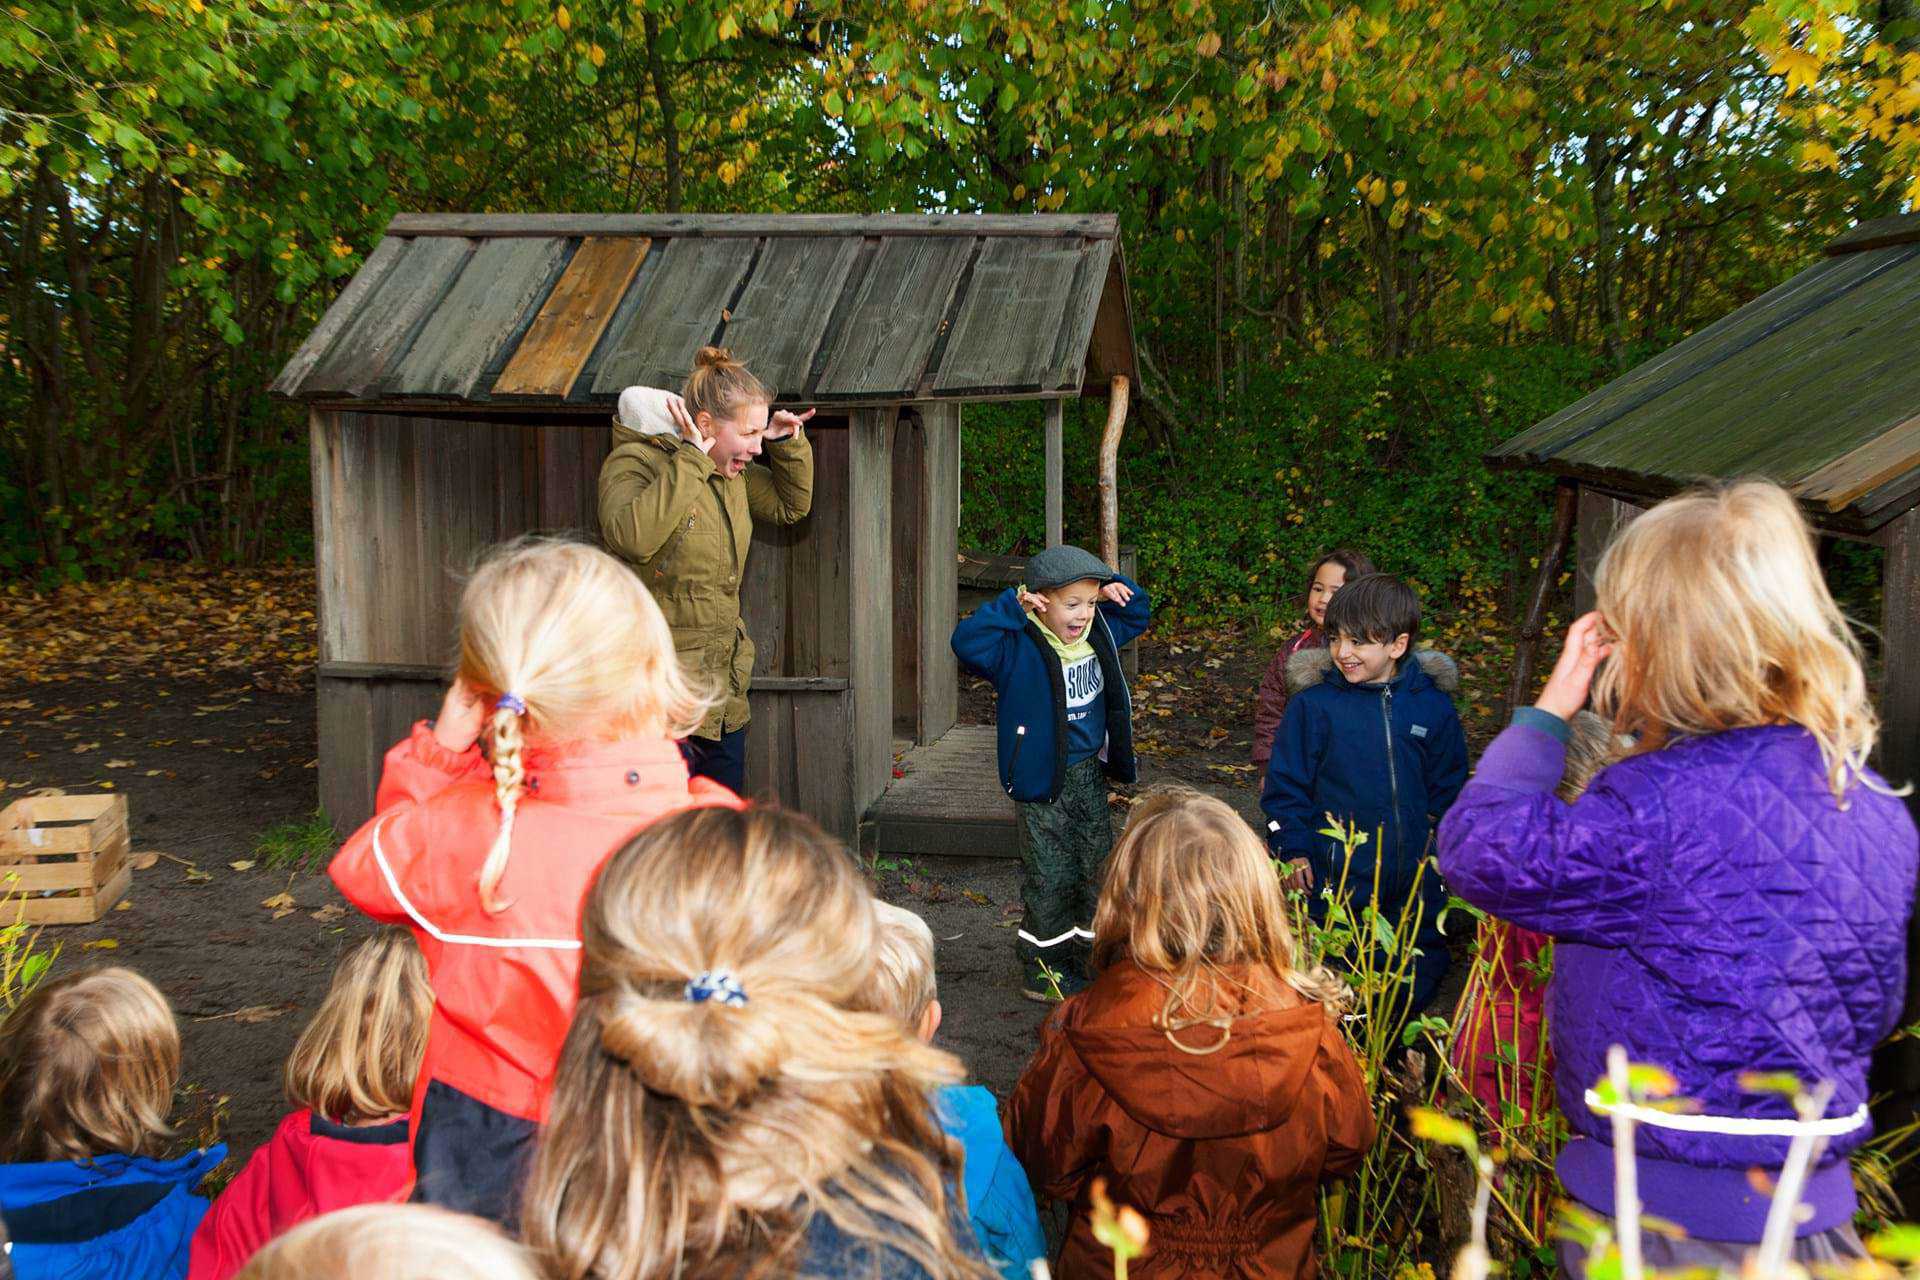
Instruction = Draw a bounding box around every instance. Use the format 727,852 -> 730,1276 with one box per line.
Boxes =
1284,646 -> 1459,698
0,1146 -> 226,1207
516,735 -> 703,811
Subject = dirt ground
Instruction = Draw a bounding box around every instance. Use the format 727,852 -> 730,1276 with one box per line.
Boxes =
0,569 -> 1501,1171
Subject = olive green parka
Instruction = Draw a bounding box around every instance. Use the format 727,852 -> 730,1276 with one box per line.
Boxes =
597,422 -> 813,740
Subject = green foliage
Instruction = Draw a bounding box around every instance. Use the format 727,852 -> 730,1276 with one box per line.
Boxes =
1,881 -> 60,1012
254,810 -> 335,874
960,346 -> 1608,631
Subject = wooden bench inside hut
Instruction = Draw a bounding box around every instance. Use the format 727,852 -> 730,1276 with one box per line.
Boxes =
272,212 -> 1137,851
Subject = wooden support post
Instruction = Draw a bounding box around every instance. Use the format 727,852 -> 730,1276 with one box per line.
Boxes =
1505,481 -> 1580,717
1099,376 -> 1129,569
918,404 -> 961,743
1573,487 -> 1640,617
848,407 -> 897,826
1044,399 -> 1064,548
1880,506 -> 1920,807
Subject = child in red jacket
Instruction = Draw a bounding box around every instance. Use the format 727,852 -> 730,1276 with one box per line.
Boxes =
328,538 -> 743,1224
189,928 -> 430,1280
1250,548 -> 1372,770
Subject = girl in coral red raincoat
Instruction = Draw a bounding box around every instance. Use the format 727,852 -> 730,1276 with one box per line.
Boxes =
329,538 -> 741,1224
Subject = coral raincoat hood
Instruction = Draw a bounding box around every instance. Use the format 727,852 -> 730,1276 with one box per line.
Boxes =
1006,962 -> 1374,1280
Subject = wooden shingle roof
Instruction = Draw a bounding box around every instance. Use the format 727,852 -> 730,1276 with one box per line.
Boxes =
1489,212 -> 1920,533
272,213 -> 1135,410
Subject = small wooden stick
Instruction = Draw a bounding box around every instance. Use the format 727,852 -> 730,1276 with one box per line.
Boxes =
1098,376 -> 1130,568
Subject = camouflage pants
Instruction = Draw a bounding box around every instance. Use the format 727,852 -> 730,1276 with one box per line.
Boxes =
1014,757 -> 1114,978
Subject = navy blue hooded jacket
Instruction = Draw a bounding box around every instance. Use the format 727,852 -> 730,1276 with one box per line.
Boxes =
0,1146 -> 225,1280
1260,647 -> 1467,1008
950,579 -> 1150,804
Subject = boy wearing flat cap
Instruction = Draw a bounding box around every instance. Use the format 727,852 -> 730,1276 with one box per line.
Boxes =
951,545 -> 1152,1001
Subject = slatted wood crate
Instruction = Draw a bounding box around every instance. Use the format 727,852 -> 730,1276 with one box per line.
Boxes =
0,794 -> 132,925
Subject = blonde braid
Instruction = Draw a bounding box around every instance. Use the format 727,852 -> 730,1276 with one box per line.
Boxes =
478,701 -> 526,915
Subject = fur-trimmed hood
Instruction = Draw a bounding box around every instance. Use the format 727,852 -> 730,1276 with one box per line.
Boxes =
1284,646 -> 1459,696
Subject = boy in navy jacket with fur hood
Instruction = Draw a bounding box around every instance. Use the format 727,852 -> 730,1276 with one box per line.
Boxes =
1261,573 -> 1466,1014
951,545 -> 1151,1001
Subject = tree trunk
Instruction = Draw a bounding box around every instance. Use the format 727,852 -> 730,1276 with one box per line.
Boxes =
644,13 -> 683,212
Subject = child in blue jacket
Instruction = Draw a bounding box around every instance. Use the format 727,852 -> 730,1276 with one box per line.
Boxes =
951,544 -> 1151,1000
1260,573 -> 1467,1014
871,901 -> 1047,1280
0,967 -> 227,1280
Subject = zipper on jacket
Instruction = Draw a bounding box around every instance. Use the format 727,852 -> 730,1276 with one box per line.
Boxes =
1098,612 -> 1133,721
1007,725 -> 1026,794
1381,685 -> 1400,854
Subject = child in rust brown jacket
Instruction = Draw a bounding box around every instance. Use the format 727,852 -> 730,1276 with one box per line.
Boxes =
1250,548 -> 1373,769
1005,788 -> 1375,1280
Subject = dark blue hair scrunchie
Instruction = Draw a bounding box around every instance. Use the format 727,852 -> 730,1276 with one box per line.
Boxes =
683,971 -> 747,1008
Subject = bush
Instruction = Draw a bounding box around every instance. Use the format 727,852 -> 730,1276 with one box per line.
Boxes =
958,346 -> 1611,635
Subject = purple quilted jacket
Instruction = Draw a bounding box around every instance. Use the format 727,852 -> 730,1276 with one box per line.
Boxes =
1439,715 -> 1917,1243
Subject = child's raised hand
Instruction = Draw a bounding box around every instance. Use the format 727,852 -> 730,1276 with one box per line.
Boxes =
433,677 -> 489,754
1535,611 -> 1614,722
1098,581 -> 1133,606
1016,588 -> 1050,615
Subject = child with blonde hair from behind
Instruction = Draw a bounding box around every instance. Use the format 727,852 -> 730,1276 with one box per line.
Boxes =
329,537 -> 743,1224
871,900 -> 1046,1280
1440,480 -> 1918,1274
1007,788 -> 1375,1280
520,806 -> 991,1280
188,928 -> 432,1280
0,967 -> 227,1280
232,1204 -> 539,1280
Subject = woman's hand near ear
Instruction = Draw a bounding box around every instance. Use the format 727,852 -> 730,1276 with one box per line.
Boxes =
766,407 -> 814,441
666,393 -> 715,454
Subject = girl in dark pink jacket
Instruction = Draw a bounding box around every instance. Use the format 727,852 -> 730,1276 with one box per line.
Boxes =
1250,548 -> 1372,768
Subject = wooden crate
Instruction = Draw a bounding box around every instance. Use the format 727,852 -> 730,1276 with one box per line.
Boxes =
0,794 -> 132,925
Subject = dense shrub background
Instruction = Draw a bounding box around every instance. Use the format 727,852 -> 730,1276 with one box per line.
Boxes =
960,346 -> 1609,632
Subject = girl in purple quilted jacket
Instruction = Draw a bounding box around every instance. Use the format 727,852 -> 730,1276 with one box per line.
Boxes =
1439,480 -> 1916,1273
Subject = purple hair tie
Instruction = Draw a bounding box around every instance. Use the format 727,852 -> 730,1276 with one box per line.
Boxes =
496,692 -> 527,716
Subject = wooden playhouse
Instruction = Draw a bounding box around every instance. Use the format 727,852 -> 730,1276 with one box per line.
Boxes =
271,212 -> 1136,845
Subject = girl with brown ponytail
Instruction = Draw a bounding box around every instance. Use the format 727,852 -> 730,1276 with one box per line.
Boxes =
522,805 -> 993,1280
599,347 -> 814,790
328,538 -> 745,1226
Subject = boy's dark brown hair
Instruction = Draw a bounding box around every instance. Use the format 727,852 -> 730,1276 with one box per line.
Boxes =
0,966 -> 179,1162
1322,572 -> 1421,647
1304,548 -> 1375,611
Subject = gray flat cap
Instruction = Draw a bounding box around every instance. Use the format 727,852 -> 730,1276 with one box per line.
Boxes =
1025,544 -> 1116,591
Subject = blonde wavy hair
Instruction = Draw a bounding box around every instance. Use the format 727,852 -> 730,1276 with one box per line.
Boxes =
870,900 -> 938,1028
233,1204 -> 541,1280
684,345 -> 772,424
456,537 -> 714,913
521,806 -> 991,1280
1592,480 -> 1892,802
0,967 -> 179,1162
1092,788 -> 1350,1050
284,928 -> 431,1125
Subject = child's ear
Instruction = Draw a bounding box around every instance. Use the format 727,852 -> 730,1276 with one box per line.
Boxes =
1389,633 -> 1411,660
918,999 -> 943,1044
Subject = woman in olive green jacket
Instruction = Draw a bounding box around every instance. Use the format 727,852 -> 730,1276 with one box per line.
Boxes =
597,346 -> 814,789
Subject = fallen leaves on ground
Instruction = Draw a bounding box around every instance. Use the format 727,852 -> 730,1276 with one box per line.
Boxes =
0,563 -> 316,687
261,890 -> 298,919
